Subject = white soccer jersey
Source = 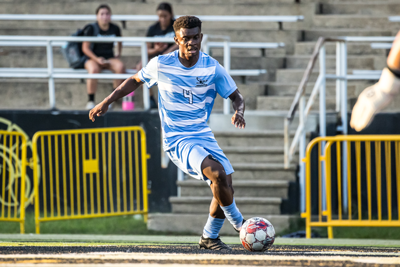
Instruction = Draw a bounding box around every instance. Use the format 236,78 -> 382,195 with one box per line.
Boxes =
138,50 -> 237,151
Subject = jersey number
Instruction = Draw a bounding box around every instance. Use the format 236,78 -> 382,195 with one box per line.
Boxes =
183,90 -> 193,104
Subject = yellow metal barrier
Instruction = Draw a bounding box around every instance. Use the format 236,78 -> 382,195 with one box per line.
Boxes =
32,126 -> 150,234
0,130 -> 28,233
303,135 -> 400,238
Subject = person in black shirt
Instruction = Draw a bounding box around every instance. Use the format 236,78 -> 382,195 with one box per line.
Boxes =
82,4 -> 125,110
146,2 -> 178,58
136,2 -> 178,108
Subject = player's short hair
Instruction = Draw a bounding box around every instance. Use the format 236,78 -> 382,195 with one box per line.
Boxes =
96,4 -> 111,14
173,16 -> 202,33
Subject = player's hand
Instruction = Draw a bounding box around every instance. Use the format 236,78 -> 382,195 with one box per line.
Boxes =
350,68 -> 400,131
89,101 -> 109,122
231,110 -> 246,129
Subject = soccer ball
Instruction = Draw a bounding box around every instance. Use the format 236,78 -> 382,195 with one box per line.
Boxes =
240,217 -> 275,252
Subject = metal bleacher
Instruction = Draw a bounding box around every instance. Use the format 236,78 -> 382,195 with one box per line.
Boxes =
0,14 -> 302,110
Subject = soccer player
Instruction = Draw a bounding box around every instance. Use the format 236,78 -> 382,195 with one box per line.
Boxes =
351,31 -> 400,131
89,16 -> 245,251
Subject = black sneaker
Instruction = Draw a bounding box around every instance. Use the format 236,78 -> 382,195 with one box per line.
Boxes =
233,219 -> 246,233
199,235 -> 232,251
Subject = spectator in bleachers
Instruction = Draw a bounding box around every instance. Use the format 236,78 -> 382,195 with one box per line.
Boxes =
82,4 -> 125,110
137,2 -> 178,109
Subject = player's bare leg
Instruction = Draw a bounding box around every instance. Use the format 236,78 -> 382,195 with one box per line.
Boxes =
199,156 -> 244,251
202,157 -> 233,207
209,197 -> 225,219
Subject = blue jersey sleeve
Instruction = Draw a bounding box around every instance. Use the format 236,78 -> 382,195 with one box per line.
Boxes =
214,63 -> 237,99
138,57 -> 158,88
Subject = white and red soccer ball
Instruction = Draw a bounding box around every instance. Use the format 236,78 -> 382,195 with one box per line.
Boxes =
240,217 -> 275,252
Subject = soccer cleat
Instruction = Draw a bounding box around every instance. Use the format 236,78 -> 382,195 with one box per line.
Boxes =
199,235 -> 232,251
86,101 -> 96,110
233,219 -> 246,233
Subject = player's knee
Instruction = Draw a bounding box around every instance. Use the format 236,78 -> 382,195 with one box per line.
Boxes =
211,167 -> 228,187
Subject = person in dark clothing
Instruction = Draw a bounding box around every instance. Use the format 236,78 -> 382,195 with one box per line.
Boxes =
82,4 -> 125,110
146,2 -> 178,58
137,2 -> 178,108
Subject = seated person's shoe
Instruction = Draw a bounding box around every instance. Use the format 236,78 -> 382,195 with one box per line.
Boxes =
86,101 -> 96,110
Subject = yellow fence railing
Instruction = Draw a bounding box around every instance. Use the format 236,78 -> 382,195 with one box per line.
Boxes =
302,135 -> 400,238
0,131 -> 28,233
32,126 -> 150,234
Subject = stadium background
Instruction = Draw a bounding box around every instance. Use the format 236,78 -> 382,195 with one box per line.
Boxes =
1,0 -> 400,238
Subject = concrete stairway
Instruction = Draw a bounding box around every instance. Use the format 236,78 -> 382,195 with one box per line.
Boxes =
149,118 -> 297,235
149,0 -> 397,235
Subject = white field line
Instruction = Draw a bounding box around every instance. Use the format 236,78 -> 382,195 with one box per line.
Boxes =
1,252 -> 400,262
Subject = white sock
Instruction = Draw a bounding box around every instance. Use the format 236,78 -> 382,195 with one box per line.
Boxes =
203,215 -> 225,239
220,198 -> 243,229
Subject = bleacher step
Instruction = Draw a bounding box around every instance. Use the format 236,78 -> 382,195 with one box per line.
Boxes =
285,55 -> 385,70
232,163 -> 296,181
178,180 -> 289,198
257,95 -> 337,111
266,82 -> 357,97
0,2 -> 313,16
214,130 -> 293,147
294,42 -> 387,56
209,112 -> 319,132
222,146 -> 297,163
170,196 -> 282,215
313,15 -> 397,30
304,28 -> 393,41
321,2 -> 400,16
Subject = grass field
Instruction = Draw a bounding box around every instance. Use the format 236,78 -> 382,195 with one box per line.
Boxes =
0,211 -> 160,235
3,212 -> 400,240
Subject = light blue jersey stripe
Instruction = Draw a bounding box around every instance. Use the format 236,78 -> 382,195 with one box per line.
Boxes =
138,50 -> 237,151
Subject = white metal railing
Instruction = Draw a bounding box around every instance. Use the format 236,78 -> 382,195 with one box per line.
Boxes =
0,14 -> 304,30
0,35 -> 175,110
389,16 -> 400,22
371,43 -> 392,49
284,36 -> 396,214
0,35 -> 280,111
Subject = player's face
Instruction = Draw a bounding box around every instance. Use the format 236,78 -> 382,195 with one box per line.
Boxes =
157,10 -> 172,29
97,8 -> 111,26
175,27 -> 203,58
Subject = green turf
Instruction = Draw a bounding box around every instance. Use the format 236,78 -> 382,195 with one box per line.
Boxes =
0,211 -> 169,235
3,212 -> 400,240
282,217 -> 400,240
3,236 -> 400,248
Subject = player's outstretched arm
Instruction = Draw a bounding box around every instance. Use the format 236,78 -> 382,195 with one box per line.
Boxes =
89,73 -> 143,122
350,31 -> 400,132
229,89 -> 246,129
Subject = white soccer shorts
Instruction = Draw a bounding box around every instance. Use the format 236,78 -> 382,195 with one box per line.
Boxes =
166,138 -> 234,185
